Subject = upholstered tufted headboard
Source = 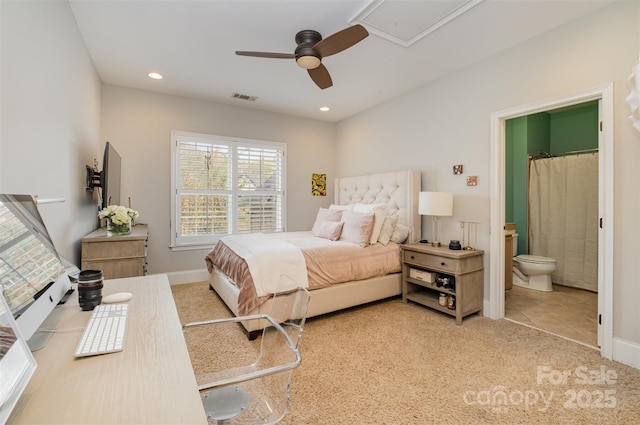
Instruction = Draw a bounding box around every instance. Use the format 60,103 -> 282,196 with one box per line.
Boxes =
334,170 -> 421,244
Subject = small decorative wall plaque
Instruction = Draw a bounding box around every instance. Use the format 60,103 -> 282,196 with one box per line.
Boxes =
312,173 -> 326,196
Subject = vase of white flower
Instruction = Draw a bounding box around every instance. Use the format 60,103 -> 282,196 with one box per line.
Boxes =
106,217 -> 131,236
98,205 -> 139,236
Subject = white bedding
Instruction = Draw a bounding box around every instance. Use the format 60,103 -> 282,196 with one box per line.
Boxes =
221,233 -> 309,296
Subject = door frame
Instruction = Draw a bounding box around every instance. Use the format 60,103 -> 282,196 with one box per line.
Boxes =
487,83 -> 614,359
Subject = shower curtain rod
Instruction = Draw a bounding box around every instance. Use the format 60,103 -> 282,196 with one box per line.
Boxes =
529,148 -> 598,160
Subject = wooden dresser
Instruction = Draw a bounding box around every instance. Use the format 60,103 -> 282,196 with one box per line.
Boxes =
81,224 -> 148,279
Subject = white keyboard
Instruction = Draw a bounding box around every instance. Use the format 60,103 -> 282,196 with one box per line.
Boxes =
74,303 -> 128,357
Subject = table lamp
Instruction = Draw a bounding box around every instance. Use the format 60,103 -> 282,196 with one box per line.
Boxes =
419,191 -> 453,247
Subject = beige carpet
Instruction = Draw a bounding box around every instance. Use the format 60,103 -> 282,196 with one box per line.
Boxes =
172,282 -> 640,424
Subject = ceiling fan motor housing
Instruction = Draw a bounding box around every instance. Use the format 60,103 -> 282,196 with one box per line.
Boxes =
295,30 -> 322,69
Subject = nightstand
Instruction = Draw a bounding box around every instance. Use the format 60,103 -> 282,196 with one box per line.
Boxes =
401,243 -> 484,324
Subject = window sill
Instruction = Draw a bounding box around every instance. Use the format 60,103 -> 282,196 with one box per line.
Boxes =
169,243 -> 215,252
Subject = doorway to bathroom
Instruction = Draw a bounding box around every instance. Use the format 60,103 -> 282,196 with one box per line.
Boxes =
487,84 -> 614,360
504,101 -> 599,347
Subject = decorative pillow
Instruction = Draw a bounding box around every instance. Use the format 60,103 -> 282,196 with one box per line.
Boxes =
312,208 -> 343,235
314,221 -> 344,241
339,210 -> 375,247
365,209 -> 385,244
353,203 -> 387,244
353,203 -> 386,213
378,215 -> 399,245
329,204 -> 352,211
390,223 -> 410,244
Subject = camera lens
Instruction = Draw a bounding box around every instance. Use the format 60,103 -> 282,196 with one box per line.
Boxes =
78,270 -> 103,311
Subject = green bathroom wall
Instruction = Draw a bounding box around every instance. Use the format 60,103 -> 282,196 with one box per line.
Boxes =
549,101 -> 599,153
505,102 -> 597,256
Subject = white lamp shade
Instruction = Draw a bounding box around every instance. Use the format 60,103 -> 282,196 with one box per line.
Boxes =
419,192 -> 453,216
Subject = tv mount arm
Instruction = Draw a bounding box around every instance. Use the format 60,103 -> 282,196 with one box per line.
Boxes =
85,165 -> 102,192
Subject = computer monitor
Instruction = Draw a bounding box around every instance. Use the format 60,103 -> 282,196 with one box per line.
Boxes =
0,194 -> 72,351
0,286 -> 36,425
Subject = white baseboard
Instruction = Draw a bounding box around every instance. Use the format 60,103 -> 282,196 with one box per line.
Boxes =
165,269 -> 209,285
612,337 -> 640,369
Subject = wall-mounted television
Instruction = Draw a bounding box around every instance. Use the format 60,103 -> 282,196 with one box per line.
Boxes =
85,142 -> 122,209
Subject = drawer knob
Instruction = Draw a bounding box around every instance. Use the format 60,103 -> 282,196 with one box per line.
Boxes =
410,255 -> 415,260
441,262 -> 446,266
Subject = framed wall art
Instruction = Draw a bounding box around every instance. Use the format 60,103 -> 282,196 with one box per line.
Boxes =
312,173 -> 326,196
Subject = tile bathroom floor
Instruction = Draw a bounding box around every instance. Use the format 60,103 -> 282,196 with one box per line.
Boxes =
505,283 -> 598,348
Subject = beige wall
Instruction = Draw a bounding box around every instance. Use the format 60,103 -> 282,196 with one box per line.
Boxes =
100,85 -> 336,273
336,1 -> 640,345
0,0 -> 102,264
3,0 -> 640,361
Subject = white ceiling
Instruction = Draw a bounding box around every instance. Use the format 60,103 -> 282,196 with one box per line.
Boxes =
69,0 -> 612,123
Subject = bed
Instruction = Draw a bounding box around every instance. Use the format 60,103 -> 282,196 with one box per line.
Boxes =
205,169 -> 421,338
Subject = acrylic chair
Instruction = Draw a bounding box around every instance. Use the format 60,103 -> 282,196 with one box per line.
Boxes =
183,284 -> 311,425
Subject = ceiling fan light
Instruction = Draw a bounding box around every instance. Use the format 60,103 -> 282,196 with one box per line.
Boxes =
296,55 -> 321,70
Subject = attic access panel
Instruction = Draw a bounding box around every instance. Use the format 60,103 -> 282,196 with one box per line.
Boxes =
351,0 -> 483,47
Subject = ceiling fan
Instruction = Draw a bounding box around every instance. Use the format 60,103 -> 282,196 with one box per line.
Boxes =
235,24 -> 369,89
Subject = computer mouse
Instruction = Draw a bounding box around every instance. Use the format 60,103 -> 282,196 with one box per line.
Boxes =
102,292 -> 133,303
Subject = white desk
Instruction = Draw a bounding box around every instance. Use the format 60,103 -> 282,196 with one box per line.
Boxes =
8,274 -> 207,424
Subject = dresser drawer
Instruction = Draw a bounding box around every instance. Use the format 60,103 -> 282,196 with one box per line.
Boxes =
403,250 -> 458,273
81,258 -> 145,279
403,250 -> 483,275
82,239 -> 146,260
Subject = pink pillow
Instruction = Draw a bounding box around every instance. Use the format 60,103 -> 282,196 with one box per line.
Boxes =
339,211 -> 375,247
353,203 -> 387,244
312,208 -> 343,235
314,221 -> 344,241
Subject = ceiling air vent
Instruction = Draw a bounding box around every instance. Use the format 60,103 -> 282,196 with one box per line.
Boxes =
231,92 -> 258,102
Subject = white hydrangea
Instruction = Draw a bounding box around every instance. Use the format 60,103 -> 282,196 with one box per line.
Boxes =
98,205 -> 139,224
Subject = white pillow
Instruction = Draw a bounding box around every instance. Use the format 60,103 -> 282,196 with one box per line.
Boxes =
353,203 -> 387,244
329,204 -> 352,211
312,208 -> 343,235
314,221 -> 344,241
378,215 -> 399,245
339,211 -> 375,247
390,223 -> 410,244
353,203 -> 386,213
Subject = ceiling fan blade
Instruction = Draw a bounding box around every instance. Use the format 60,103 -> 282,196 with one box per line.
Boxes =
313,24 -> 368,58
235,51 -> 295,59
308,64 -> 332,89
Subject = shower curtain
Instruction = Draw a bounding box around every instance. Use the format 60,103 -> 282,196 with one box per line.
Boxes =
528,153 -> 598,291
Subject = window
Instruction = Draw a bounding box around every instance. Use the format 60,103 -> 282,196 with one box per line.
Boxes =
171,131 -> 286,250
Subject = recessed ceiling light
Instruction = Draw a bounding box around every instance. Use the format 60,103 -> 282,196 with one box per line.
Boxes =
320,106 -> 330,112
148,72 -> 163,80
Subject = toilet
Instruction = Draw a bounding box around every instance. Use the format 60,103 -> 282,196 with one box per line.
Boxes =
511,233 -> 556,292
